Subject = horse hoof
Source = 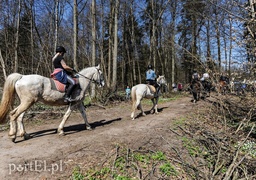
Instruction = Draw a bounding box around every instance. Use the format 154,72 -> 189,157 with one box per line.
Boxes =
142,113 -> 146,116
10,136 -> 16,143
132,118 -> 135,120
58,131 -> 65,136
24,133 -> 31,140
86,126 -> 92,130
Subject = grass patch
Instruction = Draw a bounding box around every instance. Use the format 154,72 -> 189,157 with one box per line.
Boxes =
72,166 -> 85,180
141,94 -> 184,105
235,140 -> 256,158
79,145 -> 179,179
172,117 -> 187,129
182,137 -> 202,157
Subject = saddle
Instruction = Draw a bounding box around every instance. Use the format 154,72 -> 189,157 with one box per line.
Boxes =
146,84 -> 156,93
50,78 -> 79,93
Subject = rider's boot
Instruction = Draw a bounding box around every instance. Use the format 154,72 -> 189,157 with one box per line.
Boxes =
64,84 -> 75,102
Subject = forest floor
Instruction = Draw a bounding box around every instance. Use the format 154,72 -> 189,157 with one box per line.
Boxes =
0,92 -> 255,179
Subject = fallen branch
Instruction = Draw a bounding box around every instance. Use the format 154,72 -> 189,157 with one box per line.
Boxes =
223,124 -> 255,180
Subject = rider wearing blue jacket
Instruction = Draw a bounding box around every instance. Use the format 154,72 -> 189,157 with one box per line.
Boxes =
146,64 -> 159,97
146,64 -> 157,85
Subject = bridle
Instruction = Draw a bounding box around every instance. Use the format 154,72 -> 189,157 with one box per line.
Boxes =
76,67 -> 104,87
157,76 -> 167,87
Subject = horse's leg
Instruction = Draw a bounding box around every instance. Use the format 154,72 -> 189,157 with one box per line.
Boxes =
57,105 -> 72,135
192,92 -> 196,103
153,97 -> 159,114
131,96 -> 144,120
150,99 -> 155,113
9,117 -> 17,142
16,112 -> 30,140
77,102 -> 91,130
138,101 -> 146,116
131,101 -> 136,120
9,101 -> 33,142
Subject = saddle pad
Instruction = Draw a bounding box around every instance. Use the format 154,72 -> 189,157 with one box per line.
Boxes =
147,85 -> 156,93
50,79 -> 66,92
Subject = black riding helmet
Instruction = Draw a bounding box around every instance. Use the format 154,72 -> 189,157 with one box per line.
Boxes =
56,46 -> 66,53
148,64 -> 153,69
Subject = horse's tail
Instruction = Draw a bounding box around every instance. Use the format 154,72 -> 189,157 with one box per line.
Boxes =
0,73 -> 22,123
131,86 -> 137,109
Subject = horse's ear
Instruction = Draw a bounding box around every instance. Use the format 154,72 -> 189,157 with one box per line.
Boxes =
96,64 -> 100,69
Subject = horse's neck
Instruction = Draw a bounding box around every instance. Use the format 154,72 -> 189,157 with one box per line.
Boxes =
79,71 -> 94,89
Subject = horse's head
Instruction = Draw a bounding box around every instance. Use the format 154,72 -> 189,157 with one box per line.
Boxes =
93,64 -> 105,87
79,64 -> 105,87
157,75 -> 167,86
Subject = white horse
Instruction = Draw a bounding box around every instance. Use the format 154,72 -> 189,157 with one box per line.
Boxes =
0,65 -> 104,142
130,75 -> 167,120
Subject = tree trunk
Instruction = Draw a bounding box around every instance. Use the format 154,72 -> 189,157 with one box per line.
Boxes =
99,0 -> 106,87
29,0 -> 34,72
130,4 -> 140,84
73,0 -> 78,69
112,0 -> 119,89
14,0 -> 21,72
91,0 -> 96,97
170,0 -> 177,86
107,0 -> 113,87
228,17 -> 232,76
0,50 -> 7,80
151,0 -> 156,69
54,0 -> 59,54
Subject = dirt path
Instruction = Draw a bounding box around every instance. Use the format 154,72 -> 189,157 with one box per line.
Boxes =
0,96 -> 202,179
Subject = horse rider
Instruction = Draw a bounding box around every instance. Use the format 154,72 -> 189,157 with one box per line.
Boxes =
220,73 -> 230,84
146,64 -> 159,97
200,72 -> 209,87
191,69 -> 200,83
51,46 -> 77,102
191,69 -> 203,89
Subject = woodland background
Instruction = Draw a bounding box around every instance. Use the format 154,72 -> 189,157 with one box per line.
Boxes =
0,0 -> 255,92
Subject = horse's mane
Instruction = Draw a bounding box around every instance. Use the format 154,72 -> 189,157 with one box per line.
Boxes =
79,66 -> 99,75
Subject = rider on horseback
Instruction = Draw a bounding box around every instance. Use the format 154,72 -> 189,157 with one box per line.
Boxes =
200,72 -> 213,94
192,69 -> 200,83
146,64 -> 159,97
200,72 -> 209,87
191,69 -> 203,90
52,46 -> 77,102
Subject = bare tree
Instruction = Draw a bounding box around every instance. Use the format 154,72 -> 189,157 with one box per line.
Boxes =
14,0 -> 21,72
0,50 -> 7,80
73,0 -> 78,69
91,0 -> 96,97
54,0 -> 59,54
112,0 -> 119,88
106,0 -> 114,88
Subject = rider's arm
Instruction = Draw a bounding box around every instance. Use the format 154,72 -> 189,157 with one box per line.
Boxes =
60,60 -> 73,71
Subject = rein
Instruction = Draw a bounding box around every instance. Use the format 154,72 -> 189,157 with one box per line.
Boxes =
76,68 -> 103,86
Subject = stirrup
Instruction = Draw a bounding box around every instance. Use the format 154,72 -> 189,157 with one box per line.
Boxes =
64,96 -> 72,102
